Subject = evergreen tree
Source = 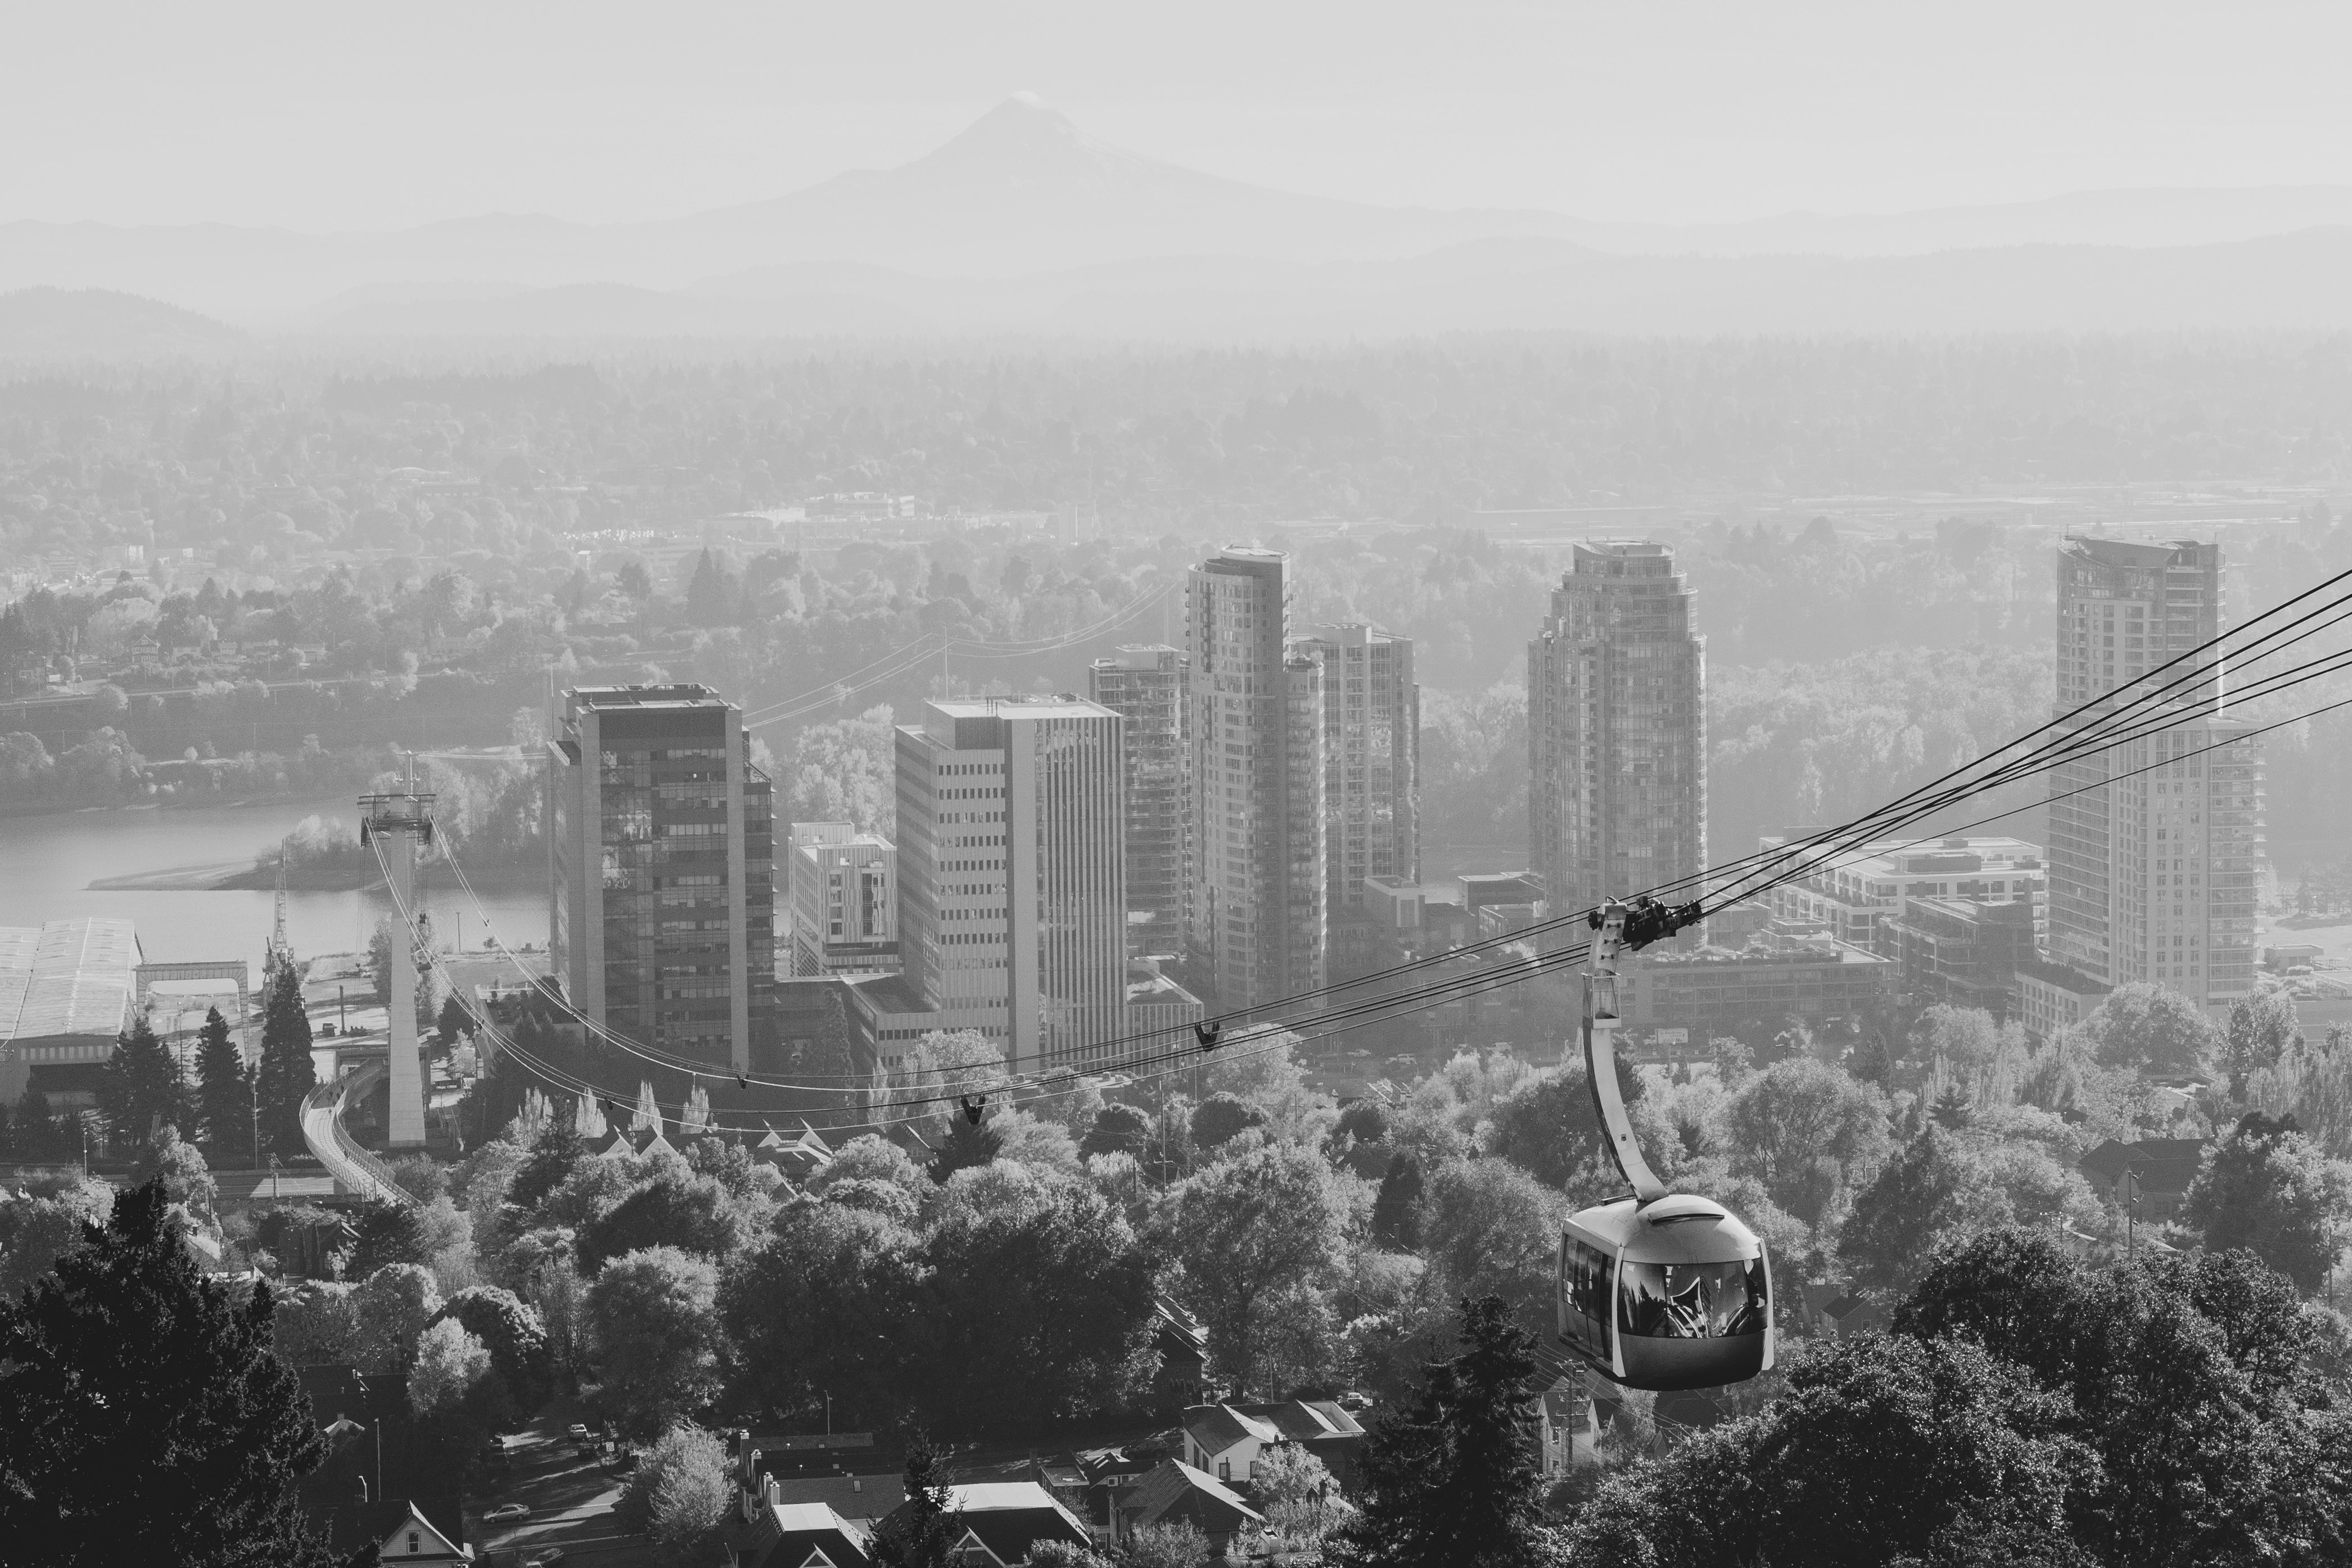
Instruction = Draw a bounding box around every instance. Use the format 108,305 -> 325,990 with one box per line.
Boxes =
194,1006 -> 251,1162
345,1201 -> 432,1278
436,993 -> 470,1046
1338,1295 -> 1547,1568
254,964 -> 315,1158
872,1433 -> 966,1568
928,1114 -> 1004,1185
99,1014 -> 184,1147
0,1181 -> 332,1564
507,1118 -> 585,1215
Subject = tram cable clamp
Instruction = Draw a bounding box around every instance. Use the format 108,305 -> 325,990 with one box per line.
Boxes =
960,1095 -> 987,1126
1194,1020 -> 1224,1052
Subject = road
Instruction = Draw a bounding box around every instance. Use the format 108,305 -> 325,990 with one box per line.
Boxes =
472,1397 -> 655,1568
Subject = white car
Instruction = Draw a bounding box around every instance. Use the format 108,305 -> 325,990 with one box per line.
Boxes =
485,1503 -> 530,1524
566,1423 -> 590,1439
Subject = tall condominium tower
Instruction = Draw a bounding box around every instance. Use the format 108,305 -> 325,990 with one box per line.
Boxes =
1527,541 -> 1707,920
895,697 -> 1128,1072
787,822 -> 900,977
1294,623 -> 1420,916
1186,548 -> 1326,1011
2046,537 -> 2260,1004
548,684 -> 776,1072
1087,645 -> 1191,957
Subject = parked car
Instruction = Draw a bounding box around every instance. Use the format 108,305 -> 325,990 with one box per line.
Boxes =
485,1504 -> 530,1524
566,1423 -> 590,1439
522,1551 -> 566,1567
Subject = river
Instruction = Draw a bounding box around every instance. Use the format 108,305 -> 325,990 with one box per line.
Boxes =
0,793 -> 547,984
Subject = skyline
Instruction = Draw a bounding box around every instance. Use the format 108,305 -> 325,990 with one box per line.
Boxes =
11,2 -> 2352,232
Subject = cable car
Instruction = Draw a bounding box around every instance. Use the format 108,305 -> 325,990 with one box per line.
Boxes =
1558,897 -> 1776,1390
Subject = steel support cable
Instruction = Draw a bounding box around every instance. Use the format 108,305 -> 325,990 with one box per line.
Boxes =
435,638 -> 2352,1102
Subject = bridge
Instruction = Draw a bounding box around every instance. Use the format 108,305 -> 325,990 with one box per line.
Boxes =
298,1058 -> 414,1208
135,959 -> 250,1020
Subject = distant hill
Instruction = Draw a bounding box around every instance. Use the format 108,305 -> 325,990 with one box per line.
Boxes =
12,96 -> 2352,330
299,226 -> 2352,342
0,287 -> 242,358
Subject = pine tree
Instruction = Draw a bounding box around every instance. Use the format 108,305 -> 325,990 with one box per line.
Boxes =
1338,1295 -> 1547,1568
872,1434 -> 965,1568
928,1115 -> 1003,1185
507,1118 -> 585,1215
194,1006 -> 251,1163
0,1181 -> 333,1564
436,993 -> 470,1045
254,964 -> 315,1158
100,1014 -> 185,1148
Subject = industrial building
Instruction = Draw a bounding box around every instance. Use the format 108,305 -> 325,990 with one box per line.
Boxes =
0,918 -> 142,1107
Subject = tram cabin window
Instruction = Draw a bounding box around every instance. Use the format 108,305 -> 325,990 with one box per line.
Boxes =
1617,1258 -> 1768,1340
1560,1237 -> 1614,1355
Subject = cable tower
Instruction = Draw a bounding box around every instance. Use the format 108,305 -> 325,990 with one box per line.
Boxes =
360,771 -> 436,1152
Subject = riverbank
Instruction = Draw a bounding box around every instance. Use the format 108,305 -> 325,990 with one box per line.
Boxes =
91,855 -> 541,894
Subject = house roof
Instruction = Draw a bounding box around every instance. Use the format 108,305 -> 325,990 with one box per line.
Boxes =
900,1484 -> 1089,1567
745,1501 -> 875,1568
372,1500 -> 469,1562
763,1474 -> 908,1521
1184,1404 -> 1281,1453
2078,1137 -> 2211,1192
1127,1460 -> 1263,1533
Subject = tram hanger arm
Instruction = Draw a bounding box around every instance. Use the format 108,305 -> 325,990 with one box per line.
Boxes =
1582,896 -> 1700,1205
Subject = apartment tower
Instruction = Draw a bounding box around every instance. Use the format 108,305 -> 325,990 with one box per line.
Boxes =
548,684 -> 776,1073
2046,537 -> 2261,1005
787,822 -> 900,977
1527,541 -> 1707,921
895,697 -> 1128,1072
1294,624 -> 1421,913
1186,548 -> 1326,1011
1087,645 -> 1191,957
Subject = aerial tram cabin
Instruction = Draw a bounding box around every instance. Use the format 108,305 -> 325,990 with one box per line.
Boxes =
1557,897 -> 1776,1391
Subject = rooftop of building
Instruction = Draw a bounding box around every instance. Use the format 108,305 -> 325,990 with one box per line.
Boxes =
1641,934 -> 1889,969
567,681 -> 731,710
1091,644 -> 1184,669
2061,535 -> 2217,568
1897,895 -> 2040,929
922,695 -> 1117,723
0,919 -> 142,1041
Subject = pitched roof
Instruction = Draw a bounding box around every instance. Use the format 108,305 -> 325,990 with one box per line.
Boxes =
764,1474 -> 908,1521
1184,1404 -> 1281,1453
1127,1460 -> 1263,1533
748,1501 -> 875,1568
907,1484 -> 1089,1566
1249,1400 -> 1364,1442
372,1500 -> 469,1562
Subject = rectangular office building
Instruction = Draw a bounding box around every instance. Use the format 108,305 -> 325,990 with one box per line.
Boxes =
895,697 -> 1128,1072
1089,645 -> 1191,958
548,684 -> 775,1072
788,823 -> 900,977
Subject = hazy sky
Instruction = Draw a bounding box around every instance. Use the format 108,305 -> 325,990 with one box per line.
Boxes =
12,1 -> 2352,231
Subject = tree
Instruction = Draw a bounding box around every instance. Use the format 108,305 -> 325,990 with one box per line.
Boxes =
1840,1124 -> 2004,1297
254,964 -> 314,1157
2079,982 -> 2217,1076
1079,1102 -> 1153,1162
928,1113 -> 1004,1185
1254,1441 -> 1348,1551
585,1246 -> 724,1441
436,993 -> 471,1047
0,1181 -> 333,1565
193,1007 -> 250,1161
872,1434 -> 966,1568
1126,1523 -> 1209,1568
1371,1151 -> 1425,1249
100,1014 -> 184,1146
1722,1056 -> 1892,1224
1418,1159 -> 1571,1330
2224,990 -> 2302,1100
685,548 -> 739,627
1189,1092 -> 1268,1150
1486,1064 -> 1651,1191
1158,1143 -> 1352,1398
918,1165 -> 1159,1433
2182,1111 -> 2352,1294
1891,1227 -> 2352,1568
407,1317 -> 493,1417
350,1263 -> 441,1377
129,1126 -> 218,1231
345,1199 -> 431,1277
1339,1295 -> 1547,1568
722,1204 -> 924,1431
506,1118 -> 584,1215
431,1285 -> 553,1414
578,1173 -> 762,1274
617,1421 -> 733,1567
0,1178 -> 114,1304
1564,1332 -> 2088,1568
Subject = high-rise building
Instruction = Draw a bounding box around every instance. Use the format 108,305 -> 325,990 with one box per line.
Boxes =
548,684 -> 776,1072
2046,537 -> 2261,1005
1185,549 -> 1325,1010
1527,541 -> 1707,921
787,823 -> 899,977
895,697 -> 1128,1072
1087,645 -> 1191,957
1294,623 -> 1420,914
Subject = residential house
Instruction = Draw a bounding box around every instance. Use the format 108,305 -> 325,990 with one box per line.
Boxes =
878,1483 -> 1090,1567
2079,1137 -> 2211,1223
1536,1378 -> 1596,1479
1181,1400 -> 1366,1491
369,1502 -> 472,1564
730,1499 -> 876,1568
1115,1460 -> 1265,1557
1152,1298 -> 1210,1413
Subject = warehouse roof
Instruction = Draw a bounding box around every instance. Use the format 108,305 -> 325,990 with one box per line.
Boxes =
0,919 -> 142,1041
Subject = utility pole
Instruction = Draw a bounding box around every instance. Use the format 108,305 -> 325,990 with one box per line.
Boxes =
2123,1168 -> 2141,1262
